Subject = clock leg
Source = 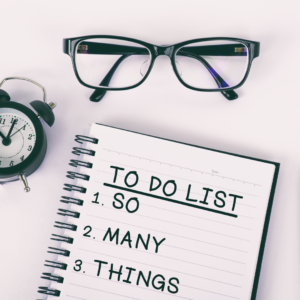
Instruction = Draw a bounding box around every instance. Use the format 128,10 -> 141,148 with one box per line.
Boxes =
19,173 -> 30,192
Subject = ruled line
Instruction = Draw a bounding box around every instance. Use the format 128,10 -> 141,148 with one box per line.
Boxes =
97,182 -> 256,219
77,261 -> 243,296
84,229 -> 246,264
103,148 -> 262,187
89,203 -> 250,241
97,159 -> 260,197
72,271 -> 193,299
179,284 -> 239,299
82,237 -> 246,273
103,183 -> 238,218
239,214 -> 255,219
141,203 -> 252,229
163,243 -> 246,264
95,182 -> 256,219
87,214 -> 248,252
94,193 -> 253,230
68,283 -> 142,300
78,248 -> 244,276
96,182 -> 257,219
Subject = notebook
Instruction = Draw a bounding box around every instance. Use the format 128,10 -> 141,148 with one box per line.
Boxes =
38,123 -> 279,300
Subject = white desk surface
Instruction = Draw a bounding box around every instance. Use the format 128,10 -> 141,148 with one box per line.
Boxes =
0,1 -> 299,299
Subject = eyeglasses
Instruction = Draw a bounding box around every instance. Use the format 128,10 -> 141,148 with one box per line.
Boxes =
63,35 -> 260,101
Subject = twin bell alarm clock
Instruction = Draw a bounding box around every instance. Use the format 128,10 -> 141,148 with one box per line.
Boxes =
0,77 -> 56,192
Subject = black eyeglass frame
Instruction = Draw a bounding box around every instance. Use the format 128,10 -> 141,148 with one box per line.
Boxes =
63,35 -> 260,101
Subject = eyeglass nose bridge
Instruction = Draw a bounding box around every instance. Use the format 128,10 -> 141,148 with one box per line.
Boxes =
155,45 -> 174,57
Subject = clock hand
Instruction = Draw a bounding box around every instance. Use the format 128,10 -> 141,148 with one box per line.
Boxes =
0,130 -> 6,140
6,119 -> 17,139
9,126 -> 24,138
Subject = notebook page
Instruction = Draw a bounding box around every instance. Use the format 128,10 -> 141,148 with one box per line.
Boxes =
48,124 -> 277,300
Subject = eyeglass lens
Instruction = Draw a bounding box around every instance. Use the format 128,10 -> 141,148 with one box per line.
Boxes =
175,40 -> 249,89
75,38 -> 151,89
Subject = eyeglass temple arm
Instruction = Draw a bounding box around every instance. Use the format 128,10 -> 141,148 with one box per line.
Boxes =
89,54 -> 131,102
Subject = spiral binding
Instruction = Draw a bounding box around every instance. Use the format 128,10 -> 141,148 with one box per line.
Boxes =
72,147 -> 95,156
41,273 -> 64,283
75,135 -> 98,145
51,234 -> 74,244
48,247 -> 70,257
60,196 -> 83,206
57,208 -> 80,218
54,221 -> 77,231
69,159 -> 93,168
63,183 -> 87,193
66,171 -> 90,181
37,134 -> 98,298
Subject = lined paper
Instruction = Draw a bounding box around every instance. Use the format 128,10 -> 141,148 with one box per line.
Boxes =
48,124 -> 277,300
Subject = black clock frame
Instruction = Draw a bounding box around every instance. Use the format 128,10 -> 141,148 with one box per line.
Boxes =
0,101 -> 47,180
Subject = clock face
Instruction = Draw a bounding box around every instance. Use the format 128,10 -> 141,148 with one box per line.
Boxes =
0,107 -> 37,168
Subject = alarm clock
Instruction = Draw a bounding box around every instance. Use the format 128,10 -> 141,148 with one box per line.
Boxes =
0,77 -> 56,192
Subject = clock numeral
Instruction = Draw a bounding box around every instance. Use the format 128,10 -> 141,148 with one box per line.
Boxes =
28,145 -> 32,151
28,134 -> 32,140
0,161 -> 1,165
20,155 -> 24,162
10,118 -> 18,123
0,118 -> 5,125
22,125 -> 26,130
9,161 -> 14,167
